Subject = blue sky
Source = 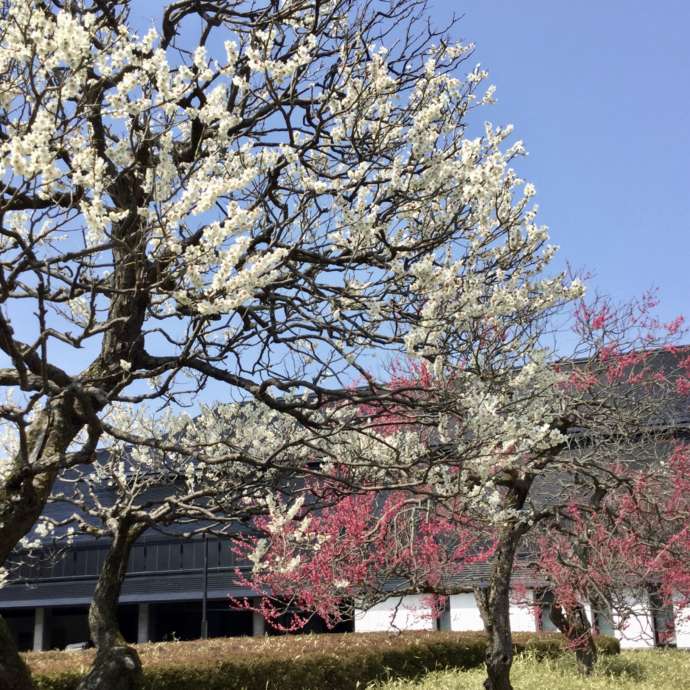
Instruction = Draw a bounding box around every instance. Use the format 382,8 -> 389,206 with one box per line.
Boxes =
430,0 -> 689,324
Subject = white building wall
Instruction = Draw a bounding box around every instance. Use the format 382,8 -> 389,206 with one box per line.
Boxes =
353,589 -> 669,640
583,602 -> 594,627
613,590 -> 655,649
509,590 -> 537,632
357,591 -> 540,634
673,596 -> 690,649
448,593 -> 484,632
446,591 -> 538,633
354,595 -> 434,632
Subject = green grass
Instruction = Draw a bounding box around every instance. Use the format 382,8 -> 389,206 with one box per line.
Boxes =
370,650 -> 690,690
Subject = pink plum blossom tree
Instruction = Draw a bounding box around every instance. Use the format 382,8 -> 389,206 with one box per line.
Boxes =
240,292 -> 689,690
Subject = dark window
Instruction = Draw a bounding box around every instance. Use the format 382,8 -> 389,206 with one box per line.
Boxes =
1,609 -> 34,651
649,586 -> 676,647
117,604 -> 138,644
151,601 -> 202,641
219,542 -> 233,567
183,542 -> 196,569
50,606 -> 90,649
129,544 -> 146,572
208,605 -> 253,638
147,543 -> 159,571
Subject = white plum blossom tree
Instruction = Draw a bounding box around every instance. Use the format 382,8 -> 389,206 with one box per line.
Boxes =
0,1 -> 579,688
38,401 -> 320,690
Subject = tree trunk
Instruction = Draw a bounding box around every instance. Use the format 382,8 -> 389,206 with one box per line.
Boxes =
474,528 -> 522,690
474,482 -> 532,690
77,523 -> 144,690
473,534 -> 522,690
0,405 -> 82,563
0,616 -> 34,690
0,201 -> 150,690
549,602 -> 597,676
0,405 -> 86,690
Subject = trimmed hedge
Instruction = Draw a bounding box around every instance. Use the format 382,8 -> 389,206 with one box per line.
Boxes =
515,631 -> 620,659
27,631 -> 620,690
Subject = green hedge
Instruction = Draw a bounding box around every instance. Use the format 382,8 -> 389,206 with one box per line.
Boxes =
30,631 -> 620,690
515,632 -> 620,659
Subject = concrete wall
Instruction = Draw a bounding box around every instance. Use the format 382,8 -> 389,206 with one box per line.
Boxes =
32,608 -> 48,652
252,610 -> 266,636
354,595 -> 434,632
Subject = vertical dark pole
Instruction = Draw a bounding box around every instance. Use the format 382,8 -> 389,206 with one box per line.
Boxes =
201,534 -> 209,639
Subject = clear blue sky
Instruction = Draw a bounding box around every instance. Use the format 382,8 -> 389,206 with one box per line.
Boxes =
428,0 -> 689,323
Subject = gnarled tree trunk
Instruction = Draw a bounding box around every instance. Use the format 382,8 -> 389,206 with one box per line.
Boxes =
0,403 -> 93,690
475,483 -> 531,690
549,601 -> 597,675
77,522 -> 144,690
475,527 -> 524,690
0,616 -> 34,690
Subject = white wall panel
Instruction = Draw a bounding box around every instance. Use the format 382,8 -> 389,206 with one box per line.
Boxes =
673,596 -> 690,649
354,595 -> 434,632
613,591 -> 655,649
448,593 -> 484,632
509,590 -> 537,632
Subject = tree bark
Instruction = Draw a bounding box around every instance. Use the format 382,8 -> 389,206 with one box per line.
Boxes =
76,523 -> 144,690
549,601 -> 597,676
0,403 -> 88,690
0,404 -> 82,564
474,482 -> 532,690
0,616 -> 34,690
474,527 -> 523,690
0,200 -> 150,684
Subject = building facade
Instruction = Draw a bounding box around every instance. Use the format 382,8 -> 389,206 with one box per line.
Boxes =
3,348 -> 688,652
2,530 -> 689,651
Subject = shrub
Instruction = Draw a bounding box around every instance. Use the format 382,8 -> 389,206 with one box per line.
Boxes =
591,634 -> 621,656
515,632 -> 620,659
27,631 -> 619,690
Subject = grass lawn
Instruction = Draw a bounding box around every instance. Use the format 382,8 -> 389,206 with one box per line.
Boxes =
372,650 -> 690,690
